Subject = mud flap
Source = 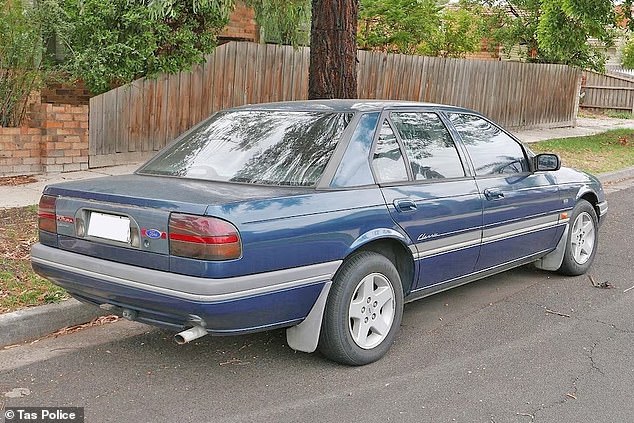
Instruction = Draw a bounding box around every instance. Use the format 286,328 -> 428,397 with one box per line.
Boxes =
286,282 -> 332,353
534,225 -> 569,271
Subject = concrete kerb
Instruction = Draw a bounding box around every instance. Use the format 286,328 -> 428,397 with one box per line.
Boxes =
0,298 -> 107,348
598,167 -> 634,185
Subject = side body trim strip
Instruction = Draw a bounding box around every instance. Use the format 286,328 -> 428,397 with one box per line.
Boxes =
412,212 -> 566,260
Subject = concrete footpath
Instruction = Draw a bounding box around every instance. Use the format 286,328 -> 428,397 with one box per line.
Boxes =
2,116 -> 634,348
515,115 -> 634,143
0,163 -> 139,209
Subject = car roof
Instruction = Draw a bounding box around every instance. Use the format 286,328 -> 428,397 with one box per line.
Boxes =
229,99 -> 476,114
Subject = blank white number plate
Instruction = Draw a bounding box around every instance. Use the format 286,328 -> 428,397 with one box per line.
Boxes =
87,212 -> 130,243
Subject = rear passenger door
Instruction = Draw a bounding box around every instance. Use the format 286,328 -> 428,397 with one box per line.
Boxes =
375,110 -> 482,290
446,113 -> 563,271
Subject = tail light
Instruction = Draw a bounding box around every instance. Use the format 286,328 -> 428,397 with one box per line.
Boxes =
38,195 -> 57,233
169,213 -> 241,261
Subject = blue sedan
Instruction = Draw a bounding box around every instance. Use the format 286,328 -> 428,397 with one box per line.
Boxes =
31,100 -> 607,365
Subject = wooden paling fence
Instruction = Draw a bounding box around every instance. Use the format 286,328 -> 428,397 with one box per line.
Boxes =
89,42 -> 581,167
356,52 -> 579,129
581,70 -> 634,113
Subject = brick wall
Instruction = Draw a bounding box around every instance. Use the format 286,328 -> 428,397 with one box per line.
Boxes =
465,40 -> 501,61
41,81 -> 92,106
0,126 -> 43,176
219,1 -> 258,42
0,104 -> 89,177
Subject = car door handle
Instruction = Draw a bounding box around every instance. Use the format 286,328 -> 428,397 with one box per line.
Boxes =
393,199 -> 417,212
484,189 -> 505,200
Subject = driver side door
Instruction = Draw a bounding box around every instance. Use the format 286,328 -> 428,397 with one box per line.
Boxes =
446,113 -> 566,271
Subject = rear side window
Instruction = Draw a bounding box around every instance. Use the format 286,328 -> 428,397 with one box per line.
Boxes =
332,113 -> 379,187
448,113 -> 529,176
138,110 -> 353,186
372,121 -> 408,183
391,112 -> 465,180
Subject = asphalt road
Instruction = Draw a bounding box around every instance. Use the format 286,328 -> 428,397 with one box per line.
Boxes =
2,182 -> 633,423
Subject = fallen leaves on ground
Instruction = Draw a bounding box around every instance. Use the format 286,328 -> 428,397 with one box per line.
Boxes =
0,206 -> 38,261
0,206 -> 68,313
0,175 -> 37,187
49,315 -> 120,338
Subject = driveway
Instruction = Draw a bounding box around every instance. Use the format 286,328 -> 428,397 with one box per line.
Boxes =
2,184 -> 633,423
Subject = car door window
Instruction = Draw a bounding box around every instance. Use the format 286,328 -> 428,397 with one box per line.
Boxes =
372,120 -> 409,183
448,113 -> 529,176
391,112 -> 465,180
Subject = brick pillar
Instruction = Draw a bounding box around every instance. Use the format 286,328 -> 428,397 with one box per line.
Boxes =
31,103 -> 89,173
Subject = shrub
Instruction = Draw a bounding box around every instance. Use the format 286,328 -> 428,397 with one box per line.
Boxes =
0,0 -> 66,127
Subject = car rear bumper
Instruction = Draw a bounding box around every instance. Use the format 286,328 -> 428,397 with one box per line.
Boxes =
31,243 -> 340,334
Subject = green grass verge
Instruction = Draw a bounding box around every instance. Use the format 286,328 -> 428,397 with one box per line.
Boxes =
0,259 -> 67,313
604,110 -> 634,120
530,129 -> 634,174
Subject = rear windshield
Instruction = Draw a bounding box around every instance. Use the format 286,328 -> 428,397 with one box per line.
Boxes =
138,110 -> 353,186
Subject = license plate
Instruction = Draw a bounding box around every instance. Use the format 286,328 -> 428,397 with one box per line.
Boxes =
87,212 -> 130,243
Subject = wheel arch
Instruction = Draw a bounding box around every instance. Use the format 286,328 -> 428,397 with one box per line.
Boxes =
345,237 -> 416,296
577,189 -> 601,221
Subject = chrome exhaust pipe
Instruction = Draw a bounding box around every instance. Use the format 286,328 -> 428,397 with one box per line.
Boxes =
174,326 -> 207,344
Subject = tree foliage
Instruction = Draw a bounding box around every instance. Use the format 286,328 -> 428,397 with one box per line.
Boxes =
463,0 -> 617,71
425,6 -> 486,58
144,0 -> 235,19
0,0 -> 66,126
537,0 -> 615,70
247,0 -> 311,46
358,0 -> 442,54
358,0 -> 483,57
62,0 -> 231,94
622,34 -> 634,69
619,1 -> 634,69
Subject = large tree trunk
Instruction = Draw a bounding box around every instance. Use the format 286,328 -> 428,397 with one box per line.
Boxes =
308,0 -> 359,99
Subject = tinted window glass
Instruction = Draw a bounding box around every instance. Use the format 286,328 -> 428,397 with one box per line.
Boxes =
138,111 -> 353,186
372,121 -> 408,183
449,113 -> 529,176
391,112 -> 465,180
332,113 -> 379,187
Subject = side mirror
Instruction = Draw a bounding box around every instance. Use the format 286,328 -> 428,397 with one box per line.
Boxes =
534,153 -> 561,172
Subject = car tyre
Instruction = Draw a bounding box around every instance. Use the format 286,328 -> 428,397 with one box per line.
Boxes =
318,251 -> 404,366
557,199 -> 599,276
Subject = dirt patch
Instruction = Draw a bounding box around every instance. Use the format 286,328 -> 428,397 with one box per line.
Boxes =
0,206 -> 68,313
0,175 -> 38,187
0,206 -> 37,260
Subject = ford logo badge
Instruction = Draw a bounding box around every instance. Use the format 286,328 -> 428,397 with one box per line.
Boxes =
145,229 -> 163,239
